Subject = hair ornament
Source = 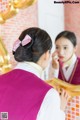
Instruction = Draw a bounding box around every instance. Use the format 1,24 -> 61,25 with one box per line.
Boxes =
13,39 -> 21,52
13,34 -> 32,52
21,34 -> 31,46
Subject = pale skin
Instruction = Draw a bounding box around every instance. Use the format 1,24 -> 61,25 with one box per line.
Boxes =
52,37 -> 77,69
37,50 -> 70,112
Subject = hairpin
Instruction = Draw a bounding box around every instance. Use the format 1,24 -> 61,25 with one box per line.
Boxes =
13,34 -> 32,52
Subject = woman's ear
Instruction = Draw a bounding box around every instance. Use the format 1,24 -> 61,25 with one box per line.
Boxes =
37,50 -> 50,69
44,50 -> 50,60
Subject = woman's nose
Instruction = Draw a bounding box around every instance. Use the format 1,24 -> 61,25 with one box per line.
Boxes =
59,49 -> 64,55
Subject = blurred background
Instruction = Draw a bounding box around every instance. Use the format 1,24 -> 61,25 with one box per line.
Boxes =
0,0 -> 80,72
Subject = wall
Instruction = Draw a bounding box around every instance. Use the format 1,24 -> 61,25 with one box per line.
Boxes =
64,4 -> 80,56
38,0 -> 64,79
0,1 -> 38,67
38,0 -> 64,43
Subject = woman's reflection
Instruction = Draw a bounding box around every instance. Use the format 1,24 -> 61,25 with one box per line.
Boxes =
49,30 -> 80,120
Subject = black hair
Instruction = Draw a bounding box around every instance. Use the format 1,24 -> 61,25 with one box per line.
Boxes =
13,27 -> 52,62
55,30 -> 77,47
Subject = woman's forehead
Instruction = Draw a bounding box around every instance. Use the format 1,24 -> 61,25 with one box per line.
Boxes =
55,37 -> 73,45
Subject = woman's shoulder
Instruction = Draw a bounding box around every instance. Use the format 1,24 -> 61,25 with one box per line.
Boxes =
45,88 -> 60,103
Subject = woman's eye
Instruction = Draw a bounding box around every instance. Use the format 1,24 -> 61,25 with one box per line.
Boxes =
56,46 -> 59,49
64,47 -> 67,49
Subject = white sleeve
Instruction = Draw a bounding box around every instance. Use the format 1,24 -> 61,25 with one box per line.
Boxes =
37,88 -> 65,120
52,68 -> 59,78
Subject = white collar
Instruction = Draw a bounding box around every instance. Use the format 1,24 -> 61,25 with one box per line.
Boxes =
70,54 -> 77,65
62,54 -> 77,80
15,62 -> 43,78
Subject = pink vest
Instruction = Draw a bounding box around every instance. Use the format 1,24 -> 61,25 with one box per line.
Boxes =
0,69 -> 51,120
59,57 -> 80,84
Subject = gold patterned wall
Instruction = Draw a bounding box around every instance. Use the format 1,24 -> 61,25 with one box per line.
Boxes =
0,0 -> 37,24
0,0 -> 38,74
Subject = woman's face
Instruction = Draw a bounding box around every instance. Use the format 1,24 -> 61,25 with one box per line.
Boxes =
55,37 -> 76,63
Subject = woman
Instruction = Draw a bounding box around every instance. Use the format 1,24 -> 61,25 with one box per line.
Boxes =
50,30 -> 80,84
50,30 -> 80,120
0,27 -> 68,120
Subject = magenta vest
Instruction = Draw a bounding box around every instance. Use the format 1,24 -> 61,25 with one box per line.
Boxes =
0,69 -> 52,120
58,57 -> 80,85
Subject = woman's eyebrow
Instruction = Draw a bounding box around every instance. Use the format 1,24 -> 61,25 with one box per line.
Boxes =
56,45 -> 68,46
